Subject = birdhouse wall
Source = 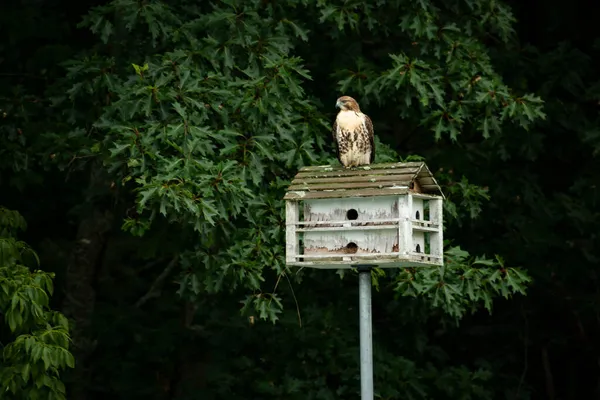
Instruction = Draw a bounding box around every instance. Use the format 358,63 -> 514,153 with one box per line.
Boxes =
397,193 -> 412,256
303,196 -> 399,223
429,198 -> 444,257
284,193 -> 444,269
285,201 -> 299,264
412,231 -> 425,254
303,230 -> 397,255
412,198 -> 424,221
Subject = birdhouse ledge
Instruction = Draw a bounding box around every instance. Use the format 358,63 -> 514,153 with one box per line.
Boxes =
284,162 -> 445,269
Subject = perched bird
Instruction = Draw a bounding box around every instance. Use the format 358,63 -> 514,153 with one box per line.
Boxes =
332,96 -> 375,168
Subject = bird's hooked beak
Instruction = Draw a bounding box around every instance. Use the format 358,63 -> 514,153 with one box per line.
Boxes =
335,99 -> 343,109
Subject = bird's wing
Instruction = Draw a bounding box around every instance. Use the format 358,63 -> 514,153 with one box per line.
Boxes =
364,114 -> 375,163
332,118 -> 342,164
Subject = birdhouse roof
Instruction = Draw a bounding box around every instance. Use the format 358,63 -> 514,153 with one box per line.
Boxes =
284,162 -> 444,200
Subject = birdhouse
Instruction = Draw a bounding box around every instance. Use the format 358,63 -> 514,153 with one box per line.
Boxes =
284,162 -> 445,269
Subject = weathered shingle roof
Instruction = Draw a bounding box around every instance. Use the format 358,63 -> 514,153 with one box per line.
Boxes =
284,162 -> 444,200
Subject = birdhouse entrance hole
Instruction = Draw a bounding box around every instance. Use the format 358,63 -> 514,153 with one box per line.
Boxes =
346,242 -> 358,253
346,209 -> 358,220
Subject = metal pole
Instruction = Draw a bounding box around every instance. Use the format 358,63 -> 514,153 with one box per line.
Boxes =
358,266 -> 374,400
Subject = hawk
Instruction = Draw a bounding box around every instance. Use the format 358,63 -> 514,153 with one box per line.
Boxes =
332,96 -> 375,168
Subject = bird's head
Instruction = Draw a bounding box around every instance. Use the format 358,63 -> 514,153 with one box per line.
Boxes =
335,96 -> 361,112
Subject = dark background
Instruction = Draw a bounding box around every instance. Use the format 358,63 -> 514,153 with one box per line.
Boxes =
2,0 -> 600,399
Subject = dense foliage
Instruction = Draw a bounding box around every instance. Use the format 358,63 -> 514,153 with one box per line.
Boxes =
2,0 -> 599,398
0,208 -> 73,399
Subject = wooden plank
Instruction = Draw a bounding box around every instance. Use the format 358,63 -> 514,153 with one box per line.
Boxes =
291,252 -> 443,260
410,219 -> 433,226
283,189 -> 442,201
398,194 -> 412,256
408,252 -> 442,260
285,201 -> 298,263
283,188 -> 410,200
417,165 -> 445,197
420,187 -> 444,196
296,224 -> 398,232
295,168 -> 420,179
417,177 -> 436,185
295,218 -> 401,226
397,194 -> 403,258
285,259 -> 442,269
288,180 -> 413,191
411,225 -> 440,233
291,173 -> 416,185
416,164 -> 432,176
363,161 -> 426,169
429,198 -> 444,260
410,192 -> 444,200
298,162 -> 425,172
296,252 -> 403,259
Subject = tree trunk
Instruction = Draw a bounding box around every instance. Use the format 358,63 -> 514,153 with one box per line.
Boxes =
62,167 -> 114,400
542,345 -> 556,400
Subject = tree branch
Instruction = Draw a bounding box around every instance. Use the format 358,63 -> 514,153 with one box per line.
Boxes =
542,345 -> 556,400
138,256 -> 168,273
515,303 -> 529,399
135,255 -> 179,308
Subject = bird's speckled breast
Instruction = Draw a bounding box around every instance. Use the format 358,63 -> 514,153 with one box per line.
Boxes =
335,111 -> 372,168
